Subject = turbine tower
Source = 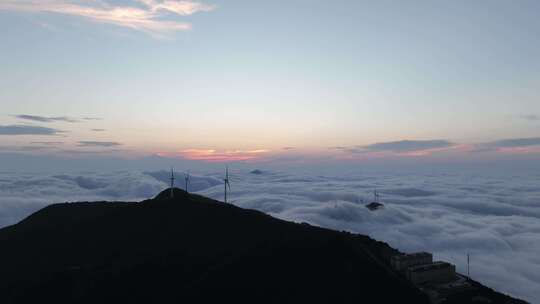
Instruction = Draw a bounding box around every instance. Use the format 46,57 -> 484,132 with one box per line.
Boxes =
373,189 -> 380,203
170,168 -> 175,198
224,166 -> 231,203
184,171 -> 191,193
467,253 -> 470,279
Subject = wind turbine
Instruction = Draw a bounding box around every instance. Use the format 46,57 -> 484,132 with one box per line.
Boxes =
467,253 -> 470,280
224,166 -> 231,203
184,171 -> 191,193
373,189 -> 380,203
170,168 -> 175,199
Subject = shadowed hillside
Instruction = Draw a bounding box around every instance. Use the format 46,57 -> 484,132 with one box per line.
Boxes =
0,188 -> 525,304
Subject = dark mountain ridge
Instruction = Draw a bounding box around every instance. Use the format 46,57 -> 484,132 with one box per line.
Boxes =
0,188 -> 526,303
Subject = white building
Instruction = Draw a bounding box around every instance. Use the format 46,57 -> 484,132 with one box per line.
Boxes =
391,252 -> 433,272
406,261 -> 456,285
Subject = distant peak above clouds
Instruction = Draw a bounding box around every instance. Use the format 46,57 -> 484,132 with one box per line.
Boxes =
0,0 -> 216,37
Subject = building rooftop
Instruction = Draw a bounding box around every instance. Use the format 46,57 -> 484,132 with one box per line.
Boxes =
392,252 -> 432,261
408,261 -> 454,273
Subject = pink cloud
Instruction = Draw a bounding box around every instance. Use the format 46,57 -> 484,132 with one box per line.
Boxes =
332,151 -> 387,161
397,144 -> 465,157
157,149 -> 270,162
0,0 -> 215,36
139,0 -> 215,15
496,146 -> 540,154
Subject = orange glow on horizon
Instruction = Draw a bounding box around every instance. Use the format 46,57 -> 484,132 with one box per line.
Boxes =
398,145 -> 458,157
149,142 -> 540,164
156,149 -> 270,162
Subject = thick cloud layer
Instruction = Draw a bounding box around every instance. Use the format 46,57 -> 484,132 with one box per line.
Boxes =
0,171 -> 164,227
143,171 -> 222,192
0,169 -> 539,303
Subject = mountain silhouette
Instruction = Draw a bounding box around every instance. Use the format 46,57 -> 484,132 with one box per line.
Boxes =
0,189 -> 526,304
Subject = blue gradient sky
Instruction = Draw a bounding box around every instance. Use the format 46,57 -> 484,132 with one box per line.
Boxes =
1,0 -> 539,164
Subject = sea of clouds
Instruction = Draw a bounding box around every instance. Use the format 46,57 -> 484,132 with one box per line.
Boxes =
0,168 -> 539,303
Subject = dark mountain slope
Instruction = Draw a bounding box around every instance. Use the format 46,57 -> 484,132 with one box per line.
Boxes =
0,189 -> 523,303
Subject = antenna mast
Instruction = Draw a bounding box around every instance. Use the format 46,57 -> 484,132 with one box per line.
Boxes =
170,168 -> 175,198
224,166 -> 231,203
184,171 -> 190,193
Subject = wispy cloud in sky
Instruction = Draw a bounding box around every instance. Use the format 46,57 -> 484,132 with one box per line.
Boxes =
31,141 -> 64,145
0,0 -> 215,36
330,140 -> 456,158
139,0 -> 215,15
0,145 -> 58,152
364,140 -> 454,153
0,125 -> 63,136
474,137 -> 540,154
487,138 -> 540,148
77,141 -> 122,147
15,114 -> 79,123
519,114 -> 540,121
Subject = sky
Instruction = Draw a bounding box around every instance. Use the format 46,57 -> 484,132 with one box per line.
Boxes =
1,2 -> 540,302
0,0 -> 539,167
